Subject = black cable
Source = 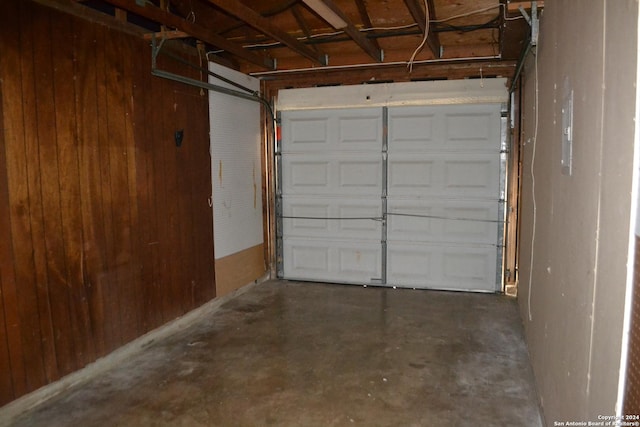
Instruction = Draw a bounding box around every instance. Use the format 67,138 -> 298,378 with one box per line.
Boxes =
386,213 -> 504,224
279,216 -> 383,221
278,213 -> 505,224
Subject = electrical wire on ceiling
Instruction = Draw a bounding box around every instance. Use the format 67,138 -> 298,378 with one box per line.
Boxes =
237,4 -> 523,50
204,3 -> 527,63
406,0 -> 430,73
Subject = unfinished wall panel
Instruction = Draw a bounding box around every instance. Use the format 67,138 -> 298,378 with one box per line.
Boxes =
209,63 -> 266,296
518,0 -> 638,422
0,0 -> 215,406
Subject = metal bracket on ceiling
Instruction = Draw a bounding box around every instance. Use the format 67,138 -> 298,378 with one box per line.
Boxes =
518,1 -> 539,46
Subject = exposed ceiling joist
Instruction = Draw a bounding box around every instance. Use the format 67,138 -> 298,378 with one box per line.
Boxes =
32,0 -> 145,37
102,0 -> 275,69
143,30 -> 190,41
290,4 -> 325,56
402,0 -> 441,59
203,0 -> 328,66
303,0 -> 382,62
354,0 -> 381,55
45,0 -> 531,78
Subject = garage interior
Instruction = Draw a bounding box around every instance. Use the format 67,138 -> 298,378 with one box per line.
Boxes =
0,0 -> 639,425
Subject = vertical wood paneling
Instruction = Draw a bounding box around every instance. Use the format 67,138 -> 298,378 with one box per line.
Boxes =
32,4 -> 77,378
74,13 -> 109,359
0,0 -> 215,406
0,52 -> 19,404
2,0 -> 47,393
174,89 -> 196,311
18,0 -> 58,384
0,271 -> 14,404
149,58 -> 171,325
52,11 -> 95,370
131,37 -> 161,331
164,77 -> 184,321
190,92 -> 216,305
121,31 -> 144,337
106,28 -> 136,345
94,24 -> 123,353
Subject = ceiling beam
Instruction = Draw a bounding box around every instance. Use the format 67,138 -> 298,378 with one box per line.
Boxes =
291,4 -> 323,55
403,0 -> 441,58
99,0 -> 275,69
354,0 -> 382,57
203,0 -> 327,66
305,0 -> 382,62
32,0 -> 145,37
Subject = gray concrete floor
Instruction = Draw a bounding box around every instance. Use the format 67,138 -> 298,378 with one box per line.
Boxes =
7,280 -> 542,427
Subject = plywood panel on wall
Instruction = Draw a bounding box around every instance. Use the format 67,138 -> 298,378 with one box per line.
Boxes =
215,244 -> 266,297
0,0 -> 215,406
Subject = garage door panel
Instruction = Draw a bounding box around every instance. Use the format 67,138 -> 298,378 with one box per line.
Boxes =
283,108 -> 382,153
387,159 -> 435,190
387,245 -> 434,284
339,160 -> 382,189
444,112 -> 497,146
388,153 -> 499,198
288,243 -> 330,274
387,243 -> 497,291
338,115 -> 382,147
388,112 -> 437,151
283,196 -> 381,239
288,117 -> 329,149
283,154 -> 382,196
442,205 -> 498,240
388,105 -> 500,152
283,238 -> 381,283
443,250 -> 494,283
387,199 -> 498,244
443,158 -> 499,196
287,160 -> 330,188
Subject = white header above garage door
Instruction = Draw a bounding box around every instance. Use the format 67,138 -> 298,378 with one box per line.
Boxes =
277,78 -> 508,111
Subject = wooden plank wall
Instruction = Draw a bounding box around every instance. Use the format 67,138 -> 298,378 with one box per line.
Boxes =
0,1 -> 215,406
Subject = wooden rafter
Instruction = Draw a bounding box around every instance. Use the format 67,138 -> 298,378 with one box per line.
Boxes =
403,0 -> 441,58
307,0 -> 382,62
354,0 -> 381,55
291,4 -> 324,56
31,0 -> 145,37
203,0 -> 327,66
97,0 -> 275,69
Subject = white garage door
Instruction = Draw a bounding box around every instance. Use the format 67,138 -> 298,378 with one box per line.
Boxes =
279,108 -> 384,284
278,104 -> 505,292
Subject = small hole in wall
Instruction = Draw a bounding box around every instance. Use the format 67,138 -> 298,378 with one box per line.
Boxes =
366,95 -> 371,100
